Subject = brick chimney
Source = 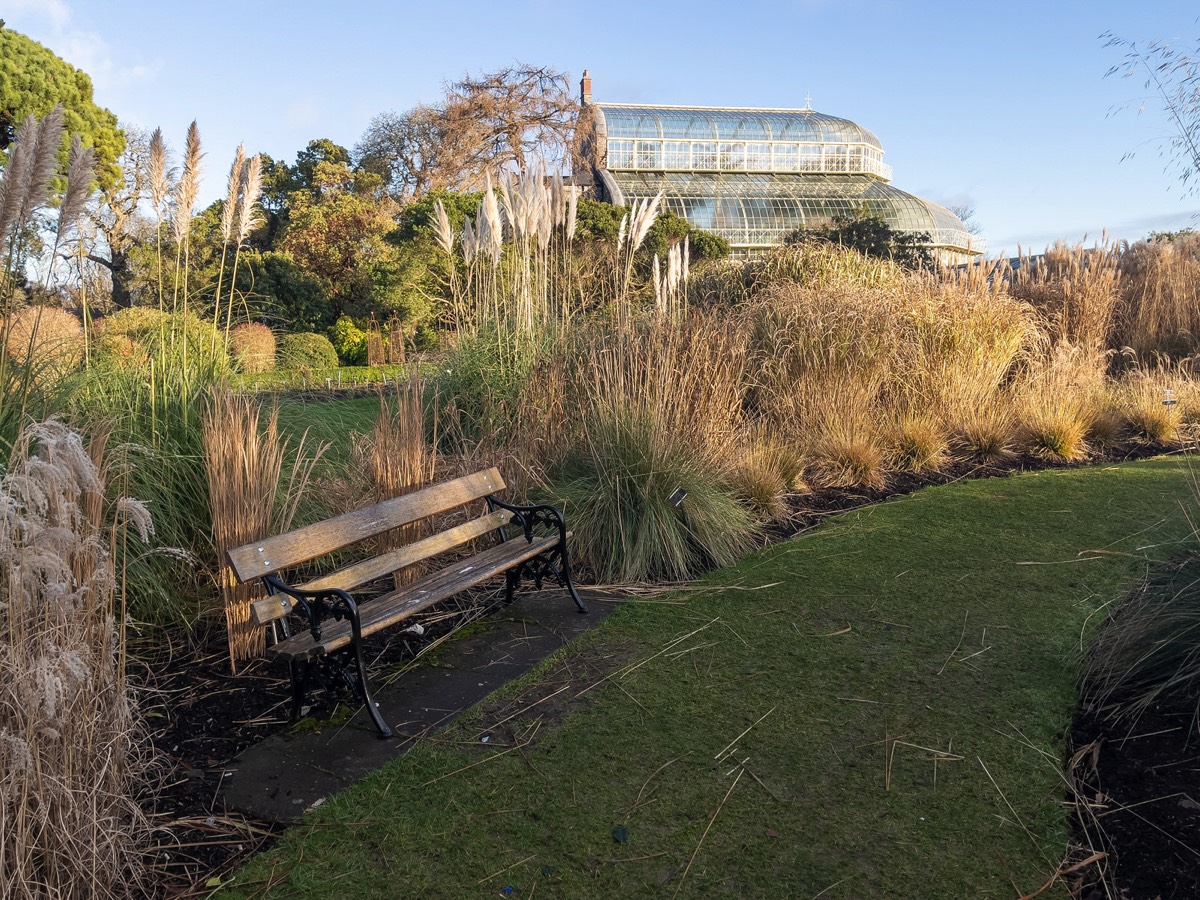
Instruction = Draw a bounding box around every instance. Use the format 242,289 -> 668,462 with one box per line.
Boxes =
580,69 -> 592,106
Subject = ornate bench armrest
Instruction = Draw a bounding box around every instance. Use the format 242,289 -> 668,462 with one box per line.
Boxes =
486,496 -> 569,544
256,574 -> 363,646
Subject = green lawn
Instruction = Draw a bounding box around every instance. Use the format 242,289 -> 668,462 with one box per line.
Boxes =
218,457 -> 1197,899
274,395 -> 380,474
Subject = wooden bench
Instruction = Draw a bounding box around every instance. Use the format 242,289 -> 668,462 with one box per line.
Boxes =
227,467 -> 587,738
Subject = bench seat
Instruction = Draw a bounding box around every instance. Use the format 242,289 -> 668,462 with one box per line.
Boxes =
271,535 -> 557,661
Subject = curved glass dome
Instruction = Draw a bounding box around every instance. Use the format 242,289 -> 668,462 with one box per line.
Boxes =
600,172 -> 981,256
586,100 -> 983,259
593,103 -> 892,180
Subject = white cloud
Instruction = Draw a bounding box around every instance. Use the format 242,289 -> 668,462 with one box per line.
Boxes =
4,0 -> 71,30
4,0 -> 158,94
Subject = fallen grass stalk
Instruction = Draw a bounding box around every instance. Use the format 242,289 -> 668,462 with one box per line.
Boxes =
978,756 -> 1045,856
476,854 -> 537,885
575,618 -> 719,698
937,610 -> 970,675
1017,851 -> 1108,900
672,768 -> 744,899
714,706 -> 777,761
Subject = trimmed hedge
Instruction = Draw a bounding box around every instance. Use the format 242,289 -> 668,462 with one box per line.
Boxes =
277,332 -> 339,371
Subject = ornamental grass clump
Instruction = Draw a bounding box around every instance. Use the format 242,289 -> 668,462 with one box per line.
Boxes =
1117,232 -> 1200,359
1082,553 -> 1200,730
885,413 -> 949,473
2,304 -> 85,377
728,433 -> 806,521
204,392 -> 325,670
353,371 -> 436,586
0,420 -> 153,899
1114,363 -> 1188,445
1016,343 -> 1107,461
543,312 -> 756,582
551,410 -> 756,583
1009,241 -> 1121,350
229,322 -> 276,374
893,279 -> 1037,430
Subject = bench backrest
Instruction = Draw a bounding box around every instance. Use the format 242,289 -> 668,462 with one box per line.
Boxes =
227,467 -> 506,590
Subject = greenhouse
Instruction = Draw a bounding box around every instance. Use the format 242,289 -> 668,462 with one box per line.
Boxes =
577,74 -> 983,261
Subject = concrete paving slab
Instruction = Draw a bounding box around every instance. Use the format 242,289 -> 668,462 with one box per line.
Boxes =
222,588 -> 618,823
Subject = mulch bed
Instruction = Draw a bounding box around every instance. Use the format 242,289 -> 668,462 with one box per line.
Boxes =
1072,697 -> 1200,899
138,443 -> 1199,897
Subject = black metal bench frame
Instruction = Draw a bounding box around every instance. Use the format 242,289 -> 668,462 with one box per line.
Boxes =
227,468 -> 586,739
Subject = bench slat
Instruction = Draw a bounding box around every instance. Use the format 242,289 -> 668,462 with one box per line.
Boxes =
228,468 -> 505,583
269,535 -> 556,661
249,510 -> 513,625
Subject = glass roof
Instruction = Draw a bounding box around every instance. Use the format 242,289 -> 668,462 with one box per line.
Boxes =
593,104 -> 885,151
604,171 -> 981,254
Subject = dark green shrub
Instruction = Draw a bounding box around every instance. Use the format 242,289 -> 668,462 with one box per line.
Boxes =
278,332 -> 339,371
412,323 -> 440,352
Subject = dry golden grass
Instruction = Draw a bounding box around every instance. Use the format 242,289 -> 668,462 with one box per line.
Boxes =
0,421 -> 152,899
746,280 -> 895,442
1117,233 -> 1200,358
1016,343 -> 1107,461
807,423 -> 887,490
203,392 -> 325,670
3,305 -> 85,376
229,322 -> 277,374
546,311 -> 748,469
955,402 -> 1018,461
885,413 -> 949,473
728,434 -> 806,520
353,372 -> 437,586
894,279 -> 1037,429
1009,241 -> 1121,350
1114,364 -> 1188,444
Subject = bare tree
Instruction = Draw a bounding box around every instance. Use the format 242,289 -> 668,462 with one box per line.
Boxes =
87,126 -> 157,307
443,64 -> 577,173
357,105 -> 450,202
356,64 -> 578,203
1104,31 -> 1200,195
947,202 -> 983,236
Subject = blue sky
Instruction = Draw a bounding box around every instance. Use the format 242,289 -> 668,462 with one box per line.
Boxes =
5,0 -> 1198,255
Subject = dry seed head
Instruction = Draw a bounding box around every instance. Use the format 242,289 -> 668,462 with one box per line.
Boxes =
235,154 -> 263,246
147,127 -> 171,211
497,170 -> 515,239
57,136 -> 95,242
0,115 -> 40,258
171,121 -> 204,244
653,254 -> 664,313
461,215 -> 477,264
482,174 -> 503,263
630,191 -> 663,252
551,171 -> 564,226
221,144 -> 247,244
566,185 -> 578,241
432,198 -> 455,255
19,105 -> 65,227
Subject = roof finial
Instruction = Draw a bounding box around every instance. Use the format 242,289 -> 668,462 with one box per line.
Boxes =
803,92 -> 813,111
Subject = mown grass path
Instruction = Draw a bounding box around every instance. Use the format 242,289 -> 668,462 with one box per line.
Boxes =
220,458 -> 1196,899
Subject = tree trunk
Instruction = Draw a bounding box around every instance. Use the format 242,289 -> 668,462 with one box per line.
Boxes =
86,248 -> 133,308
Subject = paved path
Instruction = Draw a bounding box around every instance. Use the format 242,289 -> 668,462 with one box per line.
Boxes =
222,588 -> 619,823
